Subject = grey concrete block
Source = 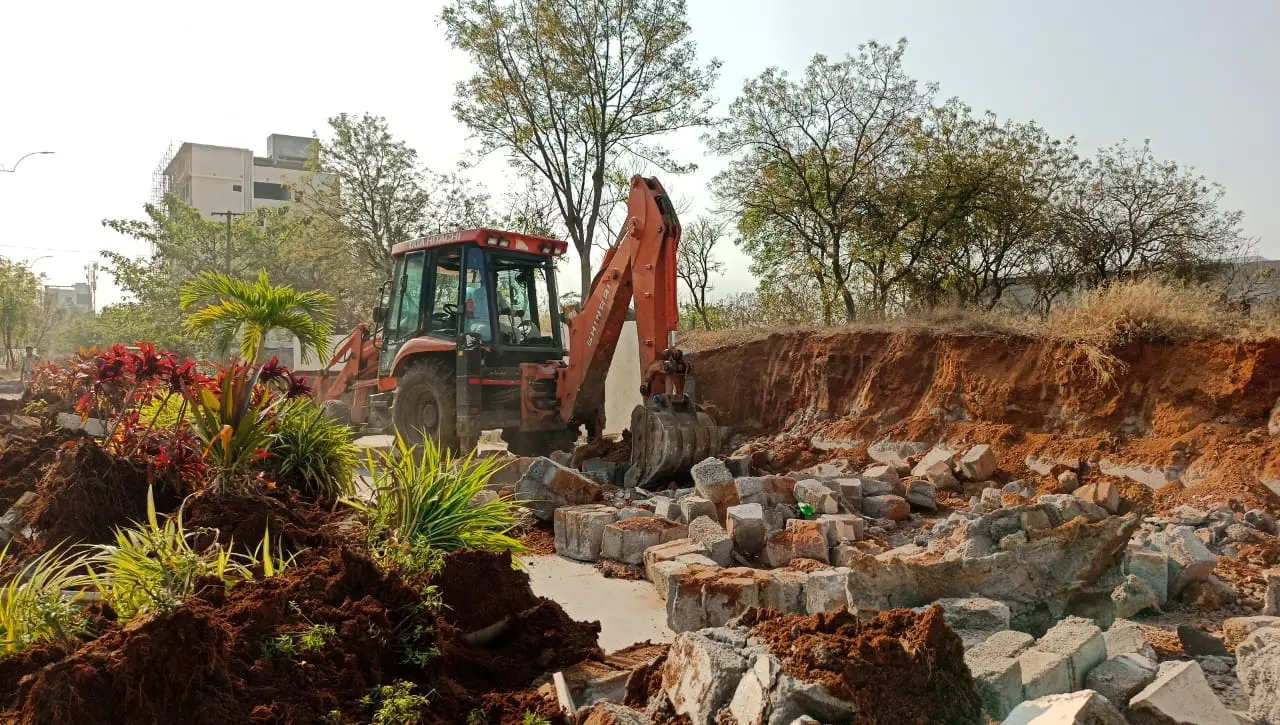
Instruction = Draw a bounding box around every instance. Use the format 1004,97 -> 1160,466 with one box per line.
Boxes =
734,477 -> 768,507
964,649 -> 1023,720
1019,649 -> 1072,700
794,479 -> 839,514
969,630 -> 1036,660
815,513 -> 864,544
1003,690 -> 1126,725
1034,616 -> 1106,689
1084,653 -> 1158,707
602,517 -> 687,565
804,568 -> 849,614
1128,660 -> 1238,725
553,504 -> 618,561
1125,548 -> 1172,605
689,515 -> 734,566
960,444 -> 997,480
661,631 -> 749,725
679,496 -> 718,525
727,503 -> 768,556
760,569 -> 807,614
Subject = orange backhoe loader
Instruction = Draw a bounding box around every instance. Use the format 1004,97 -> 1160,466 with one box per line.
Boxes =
315,175 -> 719,487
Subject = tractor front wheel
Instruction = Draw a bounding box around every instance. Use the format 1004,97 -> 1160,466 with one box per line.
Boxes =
392,360 -> 459,453
503,427 -> 579,458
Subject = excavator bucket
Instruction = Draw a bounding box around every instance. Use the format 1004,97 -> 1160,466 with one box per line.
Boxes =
628,402 -> 721,489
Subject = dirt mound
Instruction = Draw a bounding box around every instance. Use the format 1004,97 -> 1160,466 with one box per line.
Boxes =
6,547 -> 600,725
696,331 -> 1280,514
26,439 -> 187,550
433,549 -> 539,634
179,489 -> 353,555
738,606 -> 982,725
0,428 -> 78,512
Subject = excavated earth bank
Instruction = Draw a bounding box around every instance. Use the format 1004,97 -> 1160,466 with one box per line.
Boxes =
694,330 -> 1280,513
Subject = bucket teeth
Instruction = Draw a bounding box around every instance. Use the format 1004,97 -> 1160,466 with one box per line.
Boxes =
628,404 -> 720,489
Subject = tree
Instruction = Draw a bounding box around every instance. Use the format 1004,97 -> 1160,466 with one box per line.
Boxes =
0,261 -> 41,367
442,0 -> 721,294
306,113 -> 491,283
180,271 -> 336,364
708,40 -> 934,320
1058,140 -> 1246,287
675,217 -> 725,330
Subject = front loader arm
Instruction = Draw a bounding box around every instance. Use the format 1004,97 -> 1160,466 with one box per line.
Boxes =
560,176 -> 683,426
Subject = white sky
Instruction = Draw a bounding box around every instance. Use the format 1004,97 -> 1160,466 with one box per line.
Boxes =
2,0 -> 1277,310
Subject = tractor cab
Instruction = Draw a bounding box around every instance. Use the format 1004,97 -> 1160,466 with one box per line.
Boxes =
377,229 -> 569,376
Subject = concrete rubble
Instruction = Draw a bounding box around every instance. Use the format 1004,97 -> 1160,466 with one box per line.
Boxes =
1127,660 -> 1239,725
1002,690 -> 1127,725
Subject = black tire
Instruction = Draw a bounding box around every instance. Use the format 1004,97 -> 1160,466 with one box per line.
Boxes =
392,359 -> 459,452
503,427 -> 579,458
319,399 -> 352,427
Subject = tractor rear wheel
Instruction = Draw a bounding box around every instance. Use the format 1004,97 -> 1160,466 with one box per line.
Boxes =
392,360 -> 459,452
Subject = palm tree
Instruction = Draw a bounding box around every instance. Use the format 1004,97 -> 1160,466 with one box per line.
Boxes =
180,271 -> 335,364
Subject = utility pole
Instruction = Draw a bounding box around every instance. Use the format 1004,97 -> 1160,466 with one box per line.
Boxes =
210,210 -> 244,275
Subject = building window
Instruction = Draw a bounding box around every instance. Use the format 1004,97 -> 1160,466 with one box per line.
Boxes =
253,182 -> 290,201
232,184 -> 242,192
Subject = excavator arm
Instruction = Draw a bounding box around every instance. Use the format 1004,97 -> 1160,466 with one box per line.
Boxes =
559,176 -> 720,487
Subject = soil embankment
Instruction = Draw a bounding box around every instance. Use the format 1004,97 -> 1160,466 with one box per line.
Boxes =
694,330 -> 1280,512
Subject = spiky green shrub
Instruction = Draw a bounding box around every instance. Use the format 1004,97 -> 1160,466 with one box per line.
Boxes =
346,434 -> 525,570
361,681 -> 431,725
265,399 -> 358,499
136,392 -> 193,430
0,546 -> 92,656
85,488 -> 291,622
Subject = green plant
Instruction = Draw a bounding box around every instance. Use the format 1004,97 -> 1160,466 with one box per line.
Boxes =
136,392 -> 193,430
265,399 -> 358,499
345,434 -> 526,566
188,364 -> 281,494
466,711 -> 487,725
87,488 -> 253,622
361,680 -> 431,725
180,270 -> 335,364
0,546 -> 91,656
522,713 -> 552,725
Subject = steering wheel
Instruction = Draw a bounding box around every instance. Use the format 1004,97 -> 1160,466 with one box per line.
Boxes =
441,303 -> 458,316
515,319 -> 536,342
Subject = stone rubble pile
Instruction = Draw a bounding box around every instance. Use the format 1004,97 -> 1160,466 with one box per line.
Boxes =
514,440 -> 1280,724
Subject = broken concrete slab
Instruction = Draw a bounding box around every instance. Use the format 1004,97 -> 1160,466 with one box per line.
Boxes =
1034,616 -> 1106,690
518,458 -> 606,521
0,490 -> 39,544
861,494 -> 910,521
1128,660 -> 1238,725
554,504 -> 619,561
912,445 -> 957,478
1223,616 -> 1280,649
793,479 -> 839,515
601,517 -> 688,565
1236,626 -> 1280,725
931,598 -> 1011,633
1176,624 -> 1227,657
1037,494 -> 1109,524
688,515 -> 734,566
1002,690 -> 1127,725
803,568 -> 849,614
867,439 -> 927,469
924,460 -> 960,489
1150,525 -> 1218,598
815,513 -> 864,545
661,631 -> 749,725
616,507 -> 654,521
960,444 -> 997,480
862,463 -> 900,485
905,480 -> 937,511
1073,481 -> 1121,515
679,496 -> 718,525
1084,653 -> 1158,708
1125,548 -> 1172,606
652,495 -> 680,522
832,478 -> 863,512
763,522 -> 830,568
703,570 -> 763,626
1112,574 -> 1160,619
1104,620 -> 1158,662
649,560 -> 690,600
582,702 -> 653,725
727,503 -> 769,556
728,652 -> 858,725
1019,649 -> 1072,700
1098,458 -> 1183,491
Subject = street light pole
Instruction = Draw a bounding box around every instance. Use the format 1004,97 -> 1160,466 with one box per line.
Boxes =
0,151 -> 54,173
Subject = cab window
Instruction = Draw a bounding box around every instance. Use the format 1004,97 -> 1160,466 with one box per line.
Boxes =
389,252 -> 426,339
492,255 -> 557,347
426,249 -> 462,337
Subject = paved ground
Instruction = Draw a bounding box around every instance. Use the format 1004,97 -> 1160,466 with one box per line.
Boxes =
522,554 -> 673,653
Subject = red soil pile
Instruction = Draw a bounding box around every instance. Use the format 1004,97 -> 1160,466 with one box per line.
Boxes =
738,606 -> 982,725
516,522 -> 557,556
25,438 -> 187,550
5,547 -> 602,725
0,427 -> 77,511
180,489 -> 353,554
696,331 -> 1280,515
433,549 -> 539,634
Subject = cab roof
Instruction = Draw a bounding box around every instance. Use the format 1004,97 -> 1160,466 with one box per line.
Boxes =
391,228 -> 569,258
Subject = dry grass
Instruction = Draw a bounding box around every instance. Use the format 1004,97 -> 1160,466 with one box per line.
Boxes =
679,278 -> 1280,384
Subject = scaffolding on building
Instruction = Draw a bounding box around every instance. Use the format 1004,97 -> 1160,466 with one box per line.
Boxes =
150,142 -> 177,205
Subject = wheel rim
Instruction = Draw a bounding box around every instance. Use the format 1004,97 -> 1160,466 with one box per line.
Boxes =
402,386 -> 441,438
